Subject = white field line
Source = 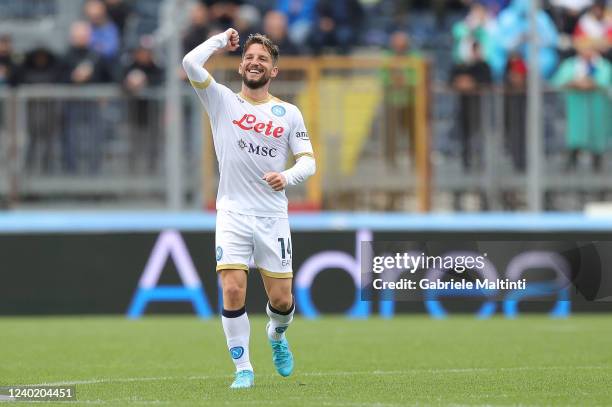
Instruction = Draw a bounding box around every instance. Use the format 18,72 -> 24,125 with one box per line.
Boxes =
30,365 -> 611,387
30,375 -> 224,386
22,400 -> 171,405
21,400 -> 402,406
4,396 -> 406,406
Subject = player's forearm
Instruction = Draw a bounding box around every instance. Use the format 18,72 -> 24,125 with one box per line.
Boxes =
182,33 -> 227,82
282,156 -> 316,186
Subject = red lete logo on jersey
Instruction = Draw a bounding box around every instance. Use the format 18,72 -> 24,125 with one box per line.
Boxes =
232,114 -> 285,138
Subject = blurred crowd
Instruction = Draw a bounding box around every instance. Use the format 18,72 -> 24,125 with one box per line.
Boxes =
0,0 -> 160,90
449,0 -> 612,97
0,0 -> 163,174
448,0 -> 612,185
2,0 -> 608,90
0,0 -> 611,191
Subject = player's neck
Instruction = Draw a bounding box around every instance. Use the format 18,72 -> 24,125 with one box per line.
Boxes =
240,85 -> 272,104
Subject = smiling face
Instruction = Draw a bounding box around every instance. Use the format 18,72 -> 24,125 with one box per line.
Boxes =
239,40 -> 279,90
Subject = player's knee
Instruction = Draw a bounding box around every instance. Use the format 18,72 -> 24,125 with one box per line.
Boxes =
269,293 -> 293,312
223,283 -> 246,304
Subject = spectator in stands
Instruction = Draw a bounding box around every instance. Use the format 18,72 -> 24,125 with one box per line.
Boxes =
122,37 -> 164,173
310,0 -> 364,55
552,40 -> 612,172
123,39 -> 163,94
20,47 -> 59,84
263,10 -> 299,55
449,41 -> 493,210
450,41 -> 492,171
0,35 -> 18,87
103,0 -> 133,37
60,21 -> 107,173
479,0 -> 511,15
380,30 -> 421,167
549,0 -> 593,34
0,35 -> 16,176
61,22 -> 104,85
276,0 -> 317,47
573,2 -> 612,56
499,52 -> 528,209
503,53 -> 527,172
452,2 -> 496,65
235,4 -> 262,39
183,3 -> 212,55
429,0 -> 461,29
84,0 -> 120,60
489,0 -> 559,80
20,46 -> 60,172
203,0 -> 242,30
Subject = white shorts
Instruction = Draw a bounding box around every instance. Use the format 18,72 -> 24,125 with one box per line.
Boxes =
215,210 -> 293,279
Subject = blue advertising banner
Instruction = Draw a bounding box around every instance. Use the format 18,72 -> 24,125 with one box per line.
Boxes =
2,225 -> 612,317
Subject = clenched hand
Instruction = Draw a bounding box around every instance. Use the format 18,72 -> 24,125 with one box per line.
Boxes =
263,172 -> 287,191
224,28 -> 240,52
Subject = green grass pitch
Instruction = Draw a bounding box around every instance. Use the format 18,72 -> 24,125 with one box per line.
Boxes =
1,315 -> 611,406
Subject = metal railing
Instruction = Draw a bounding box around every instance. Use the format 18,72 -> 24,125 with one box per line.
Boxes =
1,85 -> 203,208
431,86 -> 612,211
0,89 -> 11,205
1,59 -> 611,212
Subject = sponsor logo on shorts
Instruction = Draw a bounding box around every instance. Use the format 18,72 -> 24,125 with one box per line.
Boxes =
238,139 -> 278,157
216,246 -> 223,261
275,326 -> 287,334
230,346 -> 244,359
271,105 -> 286,117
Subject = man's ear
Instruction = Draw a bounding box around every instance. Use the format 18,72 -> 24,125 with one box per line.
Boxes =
270,66 -> 279,79
238,62 -> 243,75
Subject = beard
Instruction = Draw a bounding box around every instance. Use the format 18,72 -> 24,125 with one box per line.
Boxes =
241,69 -> 271,89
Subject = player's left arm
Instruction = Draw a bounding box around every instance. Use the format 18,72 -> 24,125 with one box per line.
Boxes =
263,108 -> 316,191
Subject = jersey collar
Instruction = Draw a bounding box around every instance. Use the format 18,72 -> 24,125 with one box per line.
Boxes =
238,92 -> 274,105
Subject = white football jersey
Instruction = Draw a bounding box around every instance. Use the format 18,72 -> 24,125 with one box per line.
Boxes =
189,75 -> 314,218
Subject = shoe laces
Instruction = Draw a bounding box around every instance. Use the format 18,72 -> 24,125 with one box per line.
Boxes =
236,370 -> 252,381
271,340 -> 290,364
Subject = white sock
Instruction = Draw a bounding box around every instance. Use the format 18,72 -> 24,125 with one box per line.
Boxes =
221,306 -> 253,372
266,300 -> 295,341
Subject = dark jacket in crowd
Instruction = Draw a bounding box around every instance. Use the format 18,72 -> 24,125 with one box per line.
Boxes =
60,46 -> 105,84
316,0 -> 364,28
202,0 -> 244,29
19,48 -> 59,84
310,0 -> 364,54
122,60 -> 164,88
183,24 -> 210,55
449,59 -> 493,170
105,0 -> 132,35
0,55 -> 18,86
275,36 -> 299,55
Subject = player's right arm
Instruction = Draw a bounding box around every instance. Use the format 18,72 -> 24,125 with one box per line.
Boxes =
182,28 -> 239,111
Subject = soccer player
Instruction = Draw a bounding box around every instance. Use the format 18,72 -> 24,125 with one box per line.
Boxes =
182,29 -> 316,389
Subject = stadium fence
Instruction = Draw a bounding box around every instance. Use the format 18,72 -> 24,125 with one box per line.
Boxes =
1,57 -> 611,211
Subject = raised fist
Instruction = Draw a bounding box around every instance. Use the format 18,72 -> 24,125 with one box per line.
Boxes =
224,28 -> 239,52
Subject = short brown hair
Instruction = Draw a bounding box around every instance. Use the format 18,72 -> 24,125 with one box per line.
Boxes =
242,33 -> 279,65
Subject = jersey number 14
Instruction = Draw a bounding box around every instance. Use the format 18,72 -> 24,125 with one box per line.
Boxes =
278,238 -> 292,260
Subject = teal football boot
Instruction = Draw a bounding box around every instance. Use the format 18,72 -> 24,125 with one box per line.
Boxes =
230,370 -> 254,389
267,322 -> 294,377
